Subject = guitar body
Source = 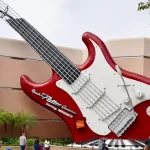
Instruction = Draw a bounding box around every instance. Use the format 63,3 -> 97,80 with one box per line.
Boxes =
21,32 -> 150,142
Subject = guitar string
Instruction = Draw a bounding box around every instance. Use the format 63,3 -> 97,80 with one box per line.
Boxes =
0,2 -> 119,123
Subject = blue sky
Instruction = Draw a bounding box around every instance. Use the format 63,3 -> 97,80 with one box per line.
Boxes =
0,0 -> 149,49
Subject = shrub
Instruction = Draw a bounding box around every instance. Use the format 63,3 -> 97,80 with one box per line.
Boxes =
0,137 -> 73,146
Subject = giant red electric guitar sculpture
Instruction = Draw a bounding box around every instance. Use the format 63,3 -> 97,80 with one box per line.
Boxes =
1,0 -> 150,143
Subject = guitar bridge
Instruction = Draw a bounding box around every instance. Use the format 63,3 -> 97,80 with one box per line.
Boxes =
108,108 -> 137,137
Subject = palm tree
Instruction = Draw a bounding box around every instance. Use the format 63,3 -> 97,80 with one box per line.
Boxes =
15,111 -> 37,132
7,112 -> 21,133
0,109 -> 10,132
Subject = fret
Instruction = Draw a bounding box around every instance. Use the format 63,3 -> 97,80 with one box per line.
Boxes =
22,23 -> 35,39
6,18 -> 80,84
15,18 -> 24,29
39,42 -> 50,56
32,35 -> 45,49
65,62 -> 76,73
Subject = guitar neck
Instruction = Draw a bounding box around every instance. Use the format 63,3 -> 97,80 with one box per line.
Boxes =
5,17 -> 80,84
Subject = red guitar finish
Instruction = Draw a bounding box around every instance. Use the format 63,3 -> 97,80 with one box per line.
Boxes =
21,32 -> 150,142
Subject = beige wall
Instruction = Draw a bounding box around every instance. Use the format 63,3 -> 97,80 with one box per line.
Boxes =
114,57 -> 144,75
105,37 -> 150,57
114,57 -> 150,78
0,36 -> 150,139
106,37 -> 150,77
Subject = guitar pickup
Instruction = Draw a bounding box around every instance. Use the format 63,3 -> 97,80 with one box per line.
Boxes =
108,108 -> 137,137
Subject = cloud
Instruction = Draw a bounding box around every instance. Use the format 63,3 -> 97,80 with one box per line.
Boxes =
0,0 -> 149,49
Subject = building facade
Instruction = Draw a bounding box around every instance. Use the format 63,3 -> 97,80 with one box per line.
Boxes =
0,37 -> 149,138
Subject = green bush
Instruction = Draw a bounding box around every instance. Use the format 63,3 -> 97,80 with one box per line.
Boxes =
0,137 -> 19,146
0,137 -> 73,146
27,138 -> 36,146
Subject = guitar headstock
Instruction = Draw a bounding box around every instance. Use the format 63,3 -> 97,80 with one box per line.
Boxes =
0,0 -> 12,19
0,6 -> 8,19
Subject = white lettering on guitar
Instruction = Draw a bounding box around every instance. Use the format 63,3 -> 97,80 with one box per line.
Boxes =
31,89 -> 76,118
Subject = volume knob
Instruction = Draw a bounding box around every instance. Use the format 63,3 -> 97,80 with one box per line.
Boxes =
135,90 -> 144,99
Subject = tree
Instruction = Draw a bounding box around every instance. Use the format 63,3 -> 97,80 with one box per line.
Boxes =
0,109 -> 37,134
15,111 -> 37,132
0,109 -> 10,132
7,112 -> 21,133
138,0 -> 150,11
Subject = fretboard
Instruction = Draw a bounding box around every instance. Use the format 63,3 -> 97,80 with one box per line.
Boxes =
6,18 -> 80,84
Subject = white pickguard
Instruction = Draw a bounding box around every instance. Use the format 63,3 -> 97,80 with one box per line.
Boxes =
56,40 -> 150,136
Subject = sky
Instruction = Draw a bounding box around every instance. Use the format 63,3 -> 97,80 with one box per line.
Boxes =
0,0 -> 149,49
